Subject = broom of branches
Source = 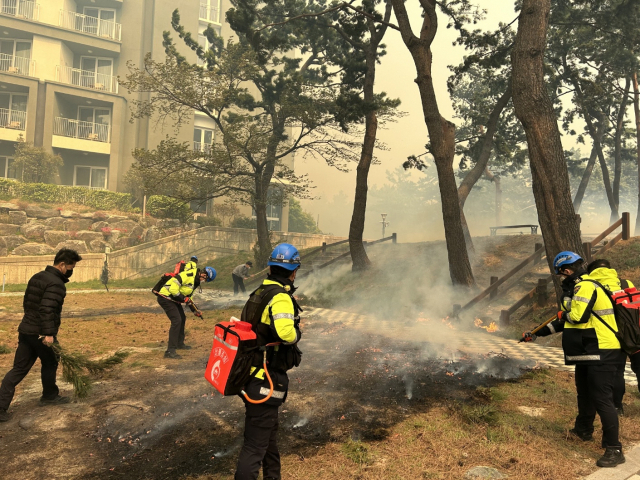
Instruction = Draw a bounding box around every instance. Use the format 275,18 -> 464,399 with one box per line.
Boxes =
51,342 -> 129,399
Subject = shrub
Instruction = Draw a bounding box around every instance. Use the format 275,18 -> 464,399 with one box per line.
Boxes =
0,178 -> 134,211
341,439 -> 371,465
0,344 -> 10,355
195,215 -> 222,227
231,215 -> 257,229
146,195 -> 193,223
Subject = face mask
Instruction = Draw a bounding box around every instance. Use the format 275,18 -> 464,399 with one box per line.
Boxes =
64,269 -> 74,278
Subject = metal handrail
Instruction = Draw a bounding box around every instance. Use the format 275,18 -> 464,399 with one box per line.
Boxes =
0,53 -> 36,77
193,141 -> 213,153
0,0 -> 39,21
0,108 -> 26,130
56,65 -> 118,93
59,10 -> 121,41
53,117 -> 111,143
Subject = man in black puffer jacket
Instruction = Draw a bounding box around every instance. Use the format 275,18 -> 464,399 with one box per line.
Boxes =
0,248 -> 82,421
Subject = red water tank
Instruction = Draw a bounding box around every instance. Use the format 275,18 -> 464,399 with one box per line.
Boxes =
205,321 -> 257,396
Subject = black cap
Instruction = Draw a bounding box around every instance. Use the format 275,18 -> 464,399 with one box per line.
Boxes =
246,261 -> 253,266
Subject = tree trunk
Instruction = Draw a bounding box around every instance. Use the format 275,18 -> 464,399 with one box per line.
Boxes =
573,144 -> 598,213
633,71 -> 640,235
613,77 -> 631,220
457,82 -> 512,253
391,0 -> 475,287
349,48 -> 378,271
511,0 -> 583,297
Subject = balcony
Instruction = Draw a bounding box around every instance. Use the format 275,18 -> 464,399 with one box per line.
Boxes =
59,10 -> 122,42
52,117 -> 111,154
0,108 -> 26,130
193,141 -> 213,154
56,65 -> 118,93
0,53 -> 36,77
199,3 -> 220,23
1,0 -> 39,21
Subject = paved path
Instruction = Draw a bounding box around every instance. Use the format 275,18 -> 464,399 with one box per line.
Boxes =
303,306 -> 640,480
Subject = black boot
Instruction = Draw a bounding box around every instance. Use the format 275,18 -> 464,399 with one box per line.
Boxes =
164,350 -> 182,359
0,408 -> 11,422
596,447 -> 625,468
176,344 -> 192,350
40,395 -> 70,406
569,428 -> 593,441
616,406 -> 624,416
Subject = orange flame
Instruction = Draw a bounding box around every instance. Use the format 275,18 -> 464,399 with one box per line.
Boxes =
474,318 -> 499,333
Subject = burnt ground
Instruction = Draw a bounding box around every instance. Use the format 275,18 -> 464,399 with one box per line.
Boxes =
0,304 -> 536,480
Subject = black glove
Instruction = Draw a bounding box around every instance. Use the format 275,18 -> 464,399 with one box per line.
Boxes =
522,332 -> 537,342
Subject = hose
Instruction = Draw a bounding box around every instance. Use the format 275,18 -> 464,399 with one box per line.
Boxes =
241,350 -> 274,404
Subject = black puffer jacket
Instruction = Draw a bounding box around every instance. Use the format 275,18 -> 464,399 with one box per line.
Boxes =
18,266 -> 68,336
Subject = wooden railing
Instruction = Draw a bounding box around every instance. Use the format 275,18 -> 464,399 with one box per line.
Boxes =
498,212 -> 631,325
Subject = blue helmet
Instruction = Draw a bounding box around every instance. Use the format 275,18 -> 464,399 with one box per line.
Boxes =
191,255 -> 198,263
204,266 -> 216,282
553,251 -> 583,274
268,243 -> 301,271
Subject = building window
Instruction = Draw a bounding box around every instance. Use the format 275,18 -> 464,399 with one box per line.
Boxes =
79,56 -> 114,90
82,7 -> 117,39
74,166 -> 107,189
197,29 -> 222,66
190,200 -> 207,214
77,106 -> 111,142
193,127 -> 214,152
0,92 -> 27,130
0,39 -> 32,75
0,156 -> 17,179
199,0 -> 221,23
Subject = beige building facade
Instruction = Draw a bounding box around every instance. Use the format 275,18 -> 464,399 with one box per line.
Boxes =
0,0 -> 290,231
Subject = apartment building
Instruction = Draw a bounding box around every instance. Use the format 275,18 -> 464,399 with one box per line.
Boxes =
0,0 -> 290,231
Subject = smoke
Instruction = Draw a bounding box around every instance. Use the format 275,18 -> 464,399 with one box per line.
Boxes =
293,417 -> 309,428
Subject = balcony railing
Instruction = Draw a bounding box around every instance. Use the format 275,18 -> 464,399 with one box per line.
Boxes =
193,141 -> 213,154
54,117 -> 111,143
0,108 -> 26,130
59,10 -> 121,41
1,0 -> 39,21
199,3 -> 220,23
56,65 -> 118,93
0,53 -> 35,77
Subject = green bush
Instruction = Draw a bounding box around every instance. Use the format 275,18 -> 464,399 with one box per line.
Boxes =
0,178 -> 134,211
195,215 -> 222,227
146,195 -> 193,223
231,215 -> 257,229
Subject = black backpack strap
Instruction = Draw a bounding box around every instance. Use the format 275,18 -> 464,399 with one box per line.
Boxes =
622,279 -> 630,290
251,284 -> 287,328
580,279 -> 619,334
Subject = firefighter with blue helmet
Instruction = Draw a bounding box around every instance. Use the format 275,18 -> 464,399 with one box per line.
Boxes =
234,243 -> 303,480
157,264 -> 216,359
523,250 -> 625,468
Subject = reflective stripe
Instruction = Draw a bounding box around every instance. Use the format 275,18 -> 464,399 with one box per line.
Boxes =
260,387 -> 285,399
272,313 -> 295,321
573,296 -> 591,304
593,309 -> 615,316
548,323 -> 556,334
214,334 -> 238,351
566,354 -> 601,361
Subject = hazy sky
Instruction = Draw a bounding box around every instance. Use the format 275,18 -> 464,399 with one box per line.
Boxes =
296,1 -> 519,229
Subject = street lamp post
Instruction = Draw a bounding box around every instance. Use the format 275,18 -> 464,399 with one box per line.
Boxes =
380,213 -> 389,238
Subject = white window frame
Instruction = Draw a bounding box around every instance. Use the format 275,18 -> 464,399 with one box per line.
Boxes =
0,38 -> 32,59
73,165 -> 108,189
82,7 -> 117,38
0,155 -> 17,179
77,105 -> 111,125
200,0 -> 222,24
0,92 -> 28,111
79,56 -> 114,77
194,126 -> 215,150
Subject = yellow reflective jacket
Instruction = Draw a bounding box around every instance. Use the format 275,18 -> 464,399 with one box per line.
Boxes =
250,279 -> 300,379
560,271 -> 626,365
159,267 -> 198,301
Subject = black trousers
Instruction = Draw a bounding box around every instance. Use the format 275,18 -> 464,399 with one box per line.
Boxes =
232,274 -> 246,296
574,364 -> 621,448
614,361 -> 626,408
235,402 -> 281,480
157,296 -> 186,351
630,353 -> 640,394
0,333 -> 59,411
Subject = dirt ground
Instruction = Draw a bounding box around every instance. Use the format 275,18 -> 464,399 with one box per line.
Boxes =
1,289 -> 640,479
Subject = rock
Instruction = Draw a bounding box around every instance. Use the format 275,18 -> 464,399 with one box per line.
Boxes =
464,467 -> 508,479
107,215 -> 128,222
0,202 -> 19,212
75,230 -> 103,243
12,243 -> 56,256
44,217 -> 66,230
131,225 -> 144,239
91,221 -> 110,232
516,406 -> 545,417
115,236 -> 138,249
63,219 -> 93,231
79,212 -> 95,219
18,416 -> 35,430
0,247 -> 7,257
0,224 -> 20,235
158,218 -> 181,229
8,211 -> 27,225
25,207 -> 60,219
89,239 -> 109,253
105,230 -> 121,244
21,223 -> 46,241
59,210 -> 80,218
144,226 -> 162,242
110,219 -> 139,233
163,227 -> 183,237
55,240 -> 88,254
140,217 -> 158,228
2,235 -> 28,250
44,231 -> 71,247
